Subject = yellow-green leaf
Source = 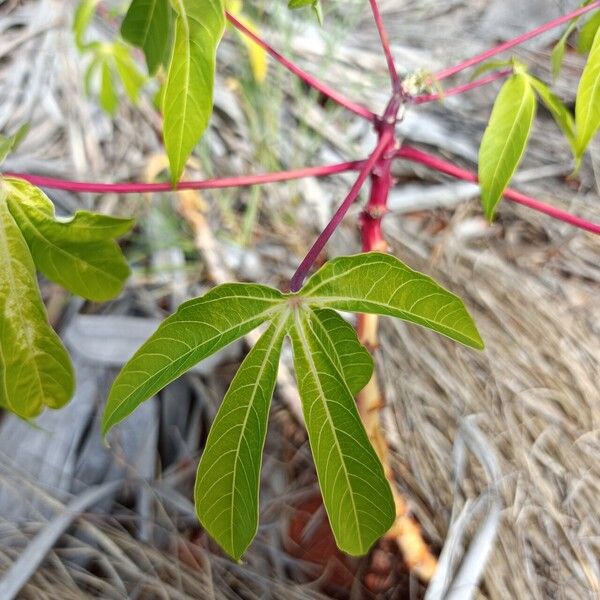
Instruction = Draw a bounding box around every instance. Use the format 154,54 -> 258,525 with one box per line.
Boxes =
195,314 -> 287,559
290,307 -> 394,555
300,252 -> 484,350
4,178 -> 132,302
0,193 -> 74,419
575,26 -> 600,159
478,73 -> 536,221
163,0 -> 225,184
102,283 -> 285,435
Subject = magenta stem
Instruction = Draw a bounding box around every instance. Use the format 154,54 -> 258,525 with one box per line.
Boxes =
2,160 -> 365,194
413,69 -> 512,104
289,129 -> 395,291
435,1 -> 600,81
368,0 -> 401,92
396,145 -> 600,235
226,12 -> 376,121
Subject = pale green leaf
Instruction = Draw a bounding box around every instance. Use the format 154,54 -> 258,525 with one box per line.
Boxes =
0,193 -> 74,419
113,45 -> 146,103
290,308 -> 395,555
102,283 -> 285,435
163,0 -> 225,184
0,123 -> 29,165
299,252 -> 483,350
478,73 -> 536,221
551,20 -> 578,80
73,0 -> 100,50
577,10 -> 600,54
4,178 -> 132,302
195,314 -> 288,559
121,0 -> 173,75
575,26 -> 600,159
99,59 -> 118,114
528,76 -> 576,152
469,59 -> 512,81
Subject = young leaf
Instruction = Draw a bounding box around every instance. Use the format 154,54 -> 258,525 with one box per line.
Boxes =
575,26 -> 600,160
300,253 -> 484,350
163,0 -> 225,184
4,178 -> 132,302
0,124 -> 29,165
0,194 -> 74,419
99,59 -> 118,114
551,20 -> 578,80
290,308 -> 395,555
73,0 -> 101,50
577,10 -> 600,54
195,314 -> 288,560
102,284 -> 285,435
528,76 -> 576,152
113,45 -> 146,104
478,73 -> 536,221
121,0 -> 173,75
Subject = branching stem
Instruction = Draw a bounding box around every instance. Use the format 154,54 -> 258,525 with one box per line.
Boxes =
226,12 -> 376,121
368,0 -> 401,92
435,1 -> 600,80
396,145 -> 600,235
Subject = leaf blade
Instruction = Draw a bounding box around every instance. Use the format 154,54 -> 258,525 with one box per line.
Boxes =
478,73 -> 537,220
575,26 -> 600,159
290,308 -> 395,555
102,283 -> 285,435
195,314 -> 287,559
121,0 -> 173,75
163,0 -> 225,183
300,253 -> 483,350
0,194 -> 74,419
4,179 -> 132,302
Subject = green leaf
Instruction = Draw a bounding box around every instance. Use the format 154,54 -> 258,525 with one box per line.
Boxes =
551,20 -> 578,80
528,76 -> 576,152
478,73 -> 536,221
102,283 -> 285,435
195,314 -> 288,560
121,0 -> 173,75
300,253 -> 484,350
468,59 -> 512,81
577,10 -> 600,54
163,0 -> 225,184
113,45 -> 146,103
0,124 -> 29,165
73,0 -> 101,50
4,178 -> 132,302
0,193 -> 74,419
575,26 -> 600,159
290,307 -> 395,555
100,58 -> 118,114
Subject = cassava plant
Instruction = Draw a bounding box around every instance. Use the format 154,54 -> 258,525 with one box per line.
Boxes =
1,0 -> 599,578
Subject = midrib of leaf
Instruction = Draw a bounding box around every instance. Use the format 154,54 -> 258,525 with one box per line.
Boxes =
0,203 -> 44,411
139,0 -> 158,48
170,0 -> 191,175
293,308 -> 362,543
104,302 -> 285,427
306,295 -> 472,343
226,310 -> 288,552
6,201 -> 124,289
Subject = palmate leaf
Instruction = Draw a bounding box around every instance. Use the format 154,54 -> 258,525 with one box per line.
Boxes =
575,26 -> 600,161
4,178 -> 132,302
290,308 -> 393,555
301,253 -> 484,349
104,252 -> 484,559
0,193 -> 74,419
195,314 -> 288,560
478,73 -> 536,221
121,0 -> 173,75
102,283 -> 285,434
163,0 -> 225,184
